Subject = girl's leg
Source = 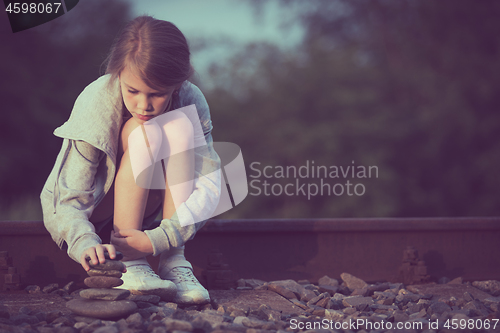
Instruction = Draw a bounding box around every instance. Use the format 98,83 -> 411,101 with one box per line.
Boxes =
114,118 -> 163,232
113,117 -> 176,300
154,112 -> 209,305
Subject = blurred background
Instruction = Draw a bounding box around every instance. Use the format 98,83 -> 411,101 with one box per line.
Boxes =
1,0 -> 500,220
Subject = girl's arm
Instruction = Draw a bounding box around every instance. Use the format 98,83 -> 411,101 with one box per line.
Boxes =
143,83 -> 222,254
40,139 -> 117,269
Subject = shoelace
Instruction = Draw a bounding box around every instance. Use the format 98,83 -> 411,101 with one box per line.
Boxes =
170,267 -> 198,283
128,264 -> 159,278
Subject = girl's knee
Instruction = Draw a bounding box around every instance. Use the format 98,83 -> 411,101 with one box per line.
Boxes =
120,117 -> 142,153
161,112 -> 194,150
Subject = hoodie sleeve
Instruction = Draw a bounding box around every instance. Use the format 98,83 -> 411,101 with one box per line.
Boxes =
41,140 -> 104,263
144,83 -> 222,255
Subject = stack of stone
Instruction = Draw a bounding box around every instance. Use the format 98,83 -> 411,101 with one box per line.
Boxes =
66,253 -> 137,319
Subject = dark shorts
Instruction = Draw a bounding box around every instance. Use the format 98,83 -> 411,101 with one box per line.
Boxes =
94,203 -> 162,243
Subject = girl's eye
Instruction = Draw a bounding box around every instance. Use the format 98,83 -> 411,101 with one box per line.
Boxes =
128,90 -> 138,94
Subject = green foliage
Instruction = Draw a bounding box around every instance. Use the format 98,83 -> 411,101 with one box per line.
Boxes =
2,0 -> 500,220
0,0 -> 131,217
209,0 -> 500,218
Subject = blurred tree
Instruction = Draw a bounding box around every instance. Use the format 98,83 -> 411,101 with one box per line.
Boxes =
0,0 -> 131,215
209,0 -> 500,218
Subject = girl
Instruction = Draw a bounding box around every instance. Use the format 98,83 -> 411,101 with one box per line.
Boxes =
40,16 -> 221,305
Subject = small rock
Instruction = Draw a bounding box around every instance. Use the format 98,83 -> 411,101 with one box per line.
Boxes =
163,302 -> 178,310
232,315 -> 246,325
337,284 -> 352,295
409,308 -> 427,320
51,315 -> 75,326
342,296 -> 373,308
62,281 -> 77,294
367,282 -> 392,294
312,308 -> 325,316
351,287 -> 369,296
300,289 -> 318,302
324,309 -> 344,321
463,291 -> 474,302
127,294 -> 161,304
254,283 -> 268,290
193,311 -> 224,329
51,289 -> 69,297
268,280 -> 307,299
473,280 -> 500,296
74,322 -> 88,330
448,277 -> 463,284
244,279 -> 266,289
94,326 -> 119,333
463,299 -> 490,316
87,260 -> 125,272
84,276 -> 123,288
24,285 -> 41,294
340,273 -> 368,290
306,292 -> 328,306
315,297 -> 330,309
427,301 -> 451,315
327,298 -> 343,310
241,316 -> 268,329
343,307 -> 357,315
162,318 -> 193,331
267,283 -> 296,300
10,314 -> 39,325
237,278 -> 246,288
318,275 -> 339,287
126,312 -> 143,324
318,285 -> 338,296
45,311 -> 63,324
66,299 -> 137,319
332,292 -> 345,300
87,269 -> 123,278
43,283 -> 59,293
289,298 -> 308,310
393,310 -> 409,322
18,307 -> 31,315
80,288 -> 130,301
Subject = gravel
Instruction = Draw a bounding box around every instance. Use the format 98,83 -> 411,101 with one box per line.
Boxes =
0,274 -> 498,332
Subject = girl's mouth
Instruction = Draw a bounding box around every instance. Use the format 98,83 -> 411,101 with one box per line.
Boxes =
136,114 -> 154,121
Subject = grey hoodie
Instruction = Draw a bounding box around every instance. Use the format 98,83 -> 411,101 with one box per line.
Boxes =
40,74 -> 221,263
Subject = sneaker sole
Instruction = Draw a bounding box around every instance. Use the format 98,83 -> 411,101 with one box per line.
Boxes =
129,288 -> 177,302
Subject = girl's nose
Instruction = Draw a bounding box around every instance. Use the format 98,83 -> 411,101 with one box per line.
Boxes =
137,96 -> 153,112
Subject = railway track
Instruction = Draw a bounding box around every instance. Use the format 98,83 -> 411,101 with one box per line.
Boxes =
1,218 -> 499,289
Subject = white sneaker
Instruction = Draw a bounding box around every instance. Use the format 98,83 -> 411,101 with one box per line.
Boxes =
119,258 -> 177,301
159,254 -> 210,305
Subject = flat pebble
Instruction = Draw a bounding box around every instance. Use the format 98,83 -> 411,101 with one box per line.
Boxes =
66,299 -> 137,319
80,288 -> 130,301
87,269 -> 123,278
84,276 -> 123,288
87,260 -> 125,272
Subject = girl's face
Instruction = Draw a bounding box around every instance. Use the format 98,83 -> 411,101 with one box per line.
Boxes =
119,66 -> 177,124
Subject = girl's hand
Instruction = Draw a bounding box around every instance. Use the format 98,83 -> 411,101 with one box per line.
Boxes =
110,229 -> 154,261
80,244 -> 119,271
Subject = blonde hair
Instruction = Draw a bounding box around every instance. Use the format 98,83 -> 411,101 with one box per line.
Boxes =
104,16 -> 193,90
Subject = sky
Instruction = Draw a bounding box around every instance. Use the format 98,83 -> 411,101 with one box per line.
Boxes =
129,0 -> 304,85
